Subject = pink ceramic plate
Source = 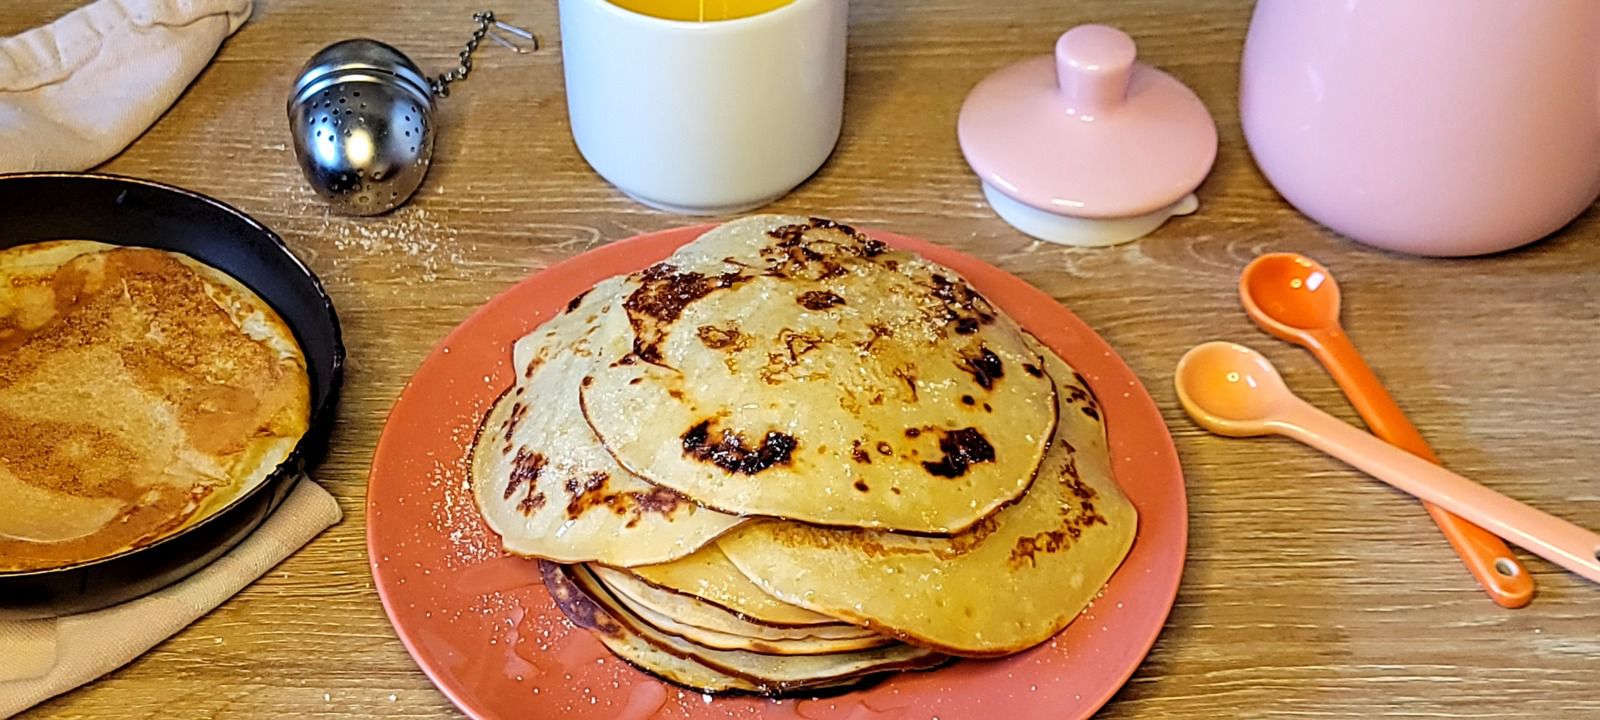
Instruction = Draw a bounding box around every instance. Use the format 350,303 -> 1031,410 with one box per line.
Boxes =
368,225 -> 1187,719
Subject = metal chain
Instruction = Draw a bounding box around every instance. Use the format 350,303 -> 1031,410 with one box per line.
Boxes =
429,11 -> 497,98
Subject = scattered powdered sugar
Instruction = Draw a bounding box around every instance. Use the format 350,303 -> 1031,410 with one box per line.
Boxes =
315,203 -> 476,283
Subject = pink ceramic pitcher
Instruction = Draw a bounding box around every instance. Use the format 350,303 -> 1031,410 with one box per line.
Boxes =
1241,1 -> 1600,257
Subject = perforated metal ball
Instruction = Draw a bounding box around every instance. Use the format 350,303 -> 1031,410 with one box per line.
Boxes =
288,39 -> 436,216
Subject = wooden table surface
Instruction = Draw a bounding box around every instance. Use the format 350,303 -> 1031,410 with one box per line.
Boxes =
9,0 -> 1599,717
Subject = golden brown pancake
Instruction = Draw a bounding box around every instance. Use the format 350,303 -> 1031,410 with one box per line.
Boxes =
580,216 -> 1058,534
0,241 -> 310,572
717,334 -> 1137,657
469,278 -> 741,567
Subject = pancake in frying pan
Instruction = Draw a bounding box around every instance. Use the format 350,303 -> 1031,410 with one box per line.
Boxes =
0,241 -> 309,572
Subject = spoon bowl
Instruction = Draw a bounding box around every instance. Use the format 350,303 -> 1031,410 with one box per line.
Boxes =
1174,341 -> 1294,437
1240,253 -> 1341,338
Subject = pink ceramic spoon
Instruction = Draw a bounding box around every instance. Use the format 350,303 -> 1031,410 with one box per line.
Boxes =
1175,341 -> 1600,585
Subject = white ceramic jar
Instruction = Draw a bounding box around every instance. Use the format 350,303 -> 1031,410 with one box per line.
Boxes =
558,0 -> 849,215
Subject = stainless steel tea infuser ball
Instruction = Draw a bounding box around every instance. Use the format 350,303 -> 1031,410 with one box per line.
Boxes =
287,12 -> 533,216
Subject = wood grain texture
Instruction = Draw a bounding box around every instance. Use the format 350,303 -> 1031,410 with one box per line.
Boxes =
8,0 -> 1599,717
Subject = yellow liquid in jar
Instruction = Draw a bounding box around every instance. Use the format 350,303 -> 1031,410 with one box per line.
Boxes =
606,0 -> 796,21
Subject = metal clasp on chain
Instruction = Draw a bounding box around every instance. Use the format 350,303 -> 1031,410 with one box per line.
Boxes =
430,11 -> 537,97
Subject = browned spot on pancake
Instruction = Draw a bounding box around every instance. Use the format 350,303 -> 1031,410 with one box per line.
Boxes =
623,263 -> 750,364
960,395 -> 976,406
681,420 -> 797,475
796,290 -> 845,310
766,223 -> 821,251
760,329 -> 827,384
759,218 -> 901,284
628,377 -> 641,385
782,329 -> 822,361
631,485 -> 686,515
564,471 -> 608,517
1007,464 -> 1108,568
838,389 -> 863,416
892,366 -> 918,402
851,440 -> 871,464
501,401 -> 528,445
956,346 -> 1004,390
519,492 -> 547,514
853,480 -> 870,492
1061,383 -> 1103,420
889,486 -> 902,495
904,427 -> 921,438
1009,508 -> 1108,569
554,466 -> 690,525
507,447 -> 548,515
619,486 -> 690,527
695,324 -> 745,351
857,323 -> 892,353
1022,362 -> 1043,377
668,388 -> 684,400
875,441 -> 892,456
923,273 -> 999,336
564,288 -> 591,313
807,217 -> 858,236
1009,531 -> 1069,569
921,427 -> 996,478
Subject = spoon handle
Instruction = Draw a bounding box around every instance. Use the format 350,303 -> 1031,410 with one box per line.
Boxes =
1274,400 -> 1600,585
1306,328 -> 1535,607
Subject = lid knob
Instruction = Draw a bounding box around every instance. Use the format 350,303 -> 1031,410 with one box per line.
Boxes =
1055,25 -> 1137,117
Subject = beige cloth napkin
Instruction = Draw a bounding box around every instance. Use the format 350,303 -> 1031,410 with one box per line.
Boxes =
0,478 -> 342,718
0,0 -> 253,173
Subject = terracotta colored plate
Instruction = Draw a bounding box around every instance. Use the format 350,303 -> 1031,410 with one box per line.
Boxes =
368,225 -> 1187,719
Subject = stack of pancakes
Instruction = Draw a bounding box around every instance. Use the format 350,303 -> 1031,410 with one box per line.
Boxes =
471,216 -> 1137,695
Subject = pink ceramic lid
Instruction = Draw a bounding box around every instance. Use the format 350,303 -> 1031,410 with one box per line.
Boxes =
959,25 -> 1217,219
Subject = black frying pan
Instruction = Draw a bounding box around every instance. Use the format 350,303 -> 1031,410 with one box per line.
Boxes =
0,173 -> 344,618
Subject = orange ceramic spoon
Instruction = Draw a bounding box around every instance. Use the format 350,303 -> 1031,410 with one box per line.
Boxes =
1240,253 -> 1534,608
1175,342 -> 1600,586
